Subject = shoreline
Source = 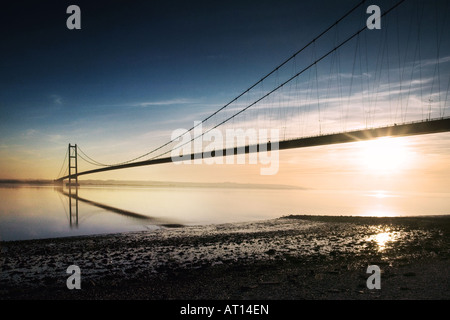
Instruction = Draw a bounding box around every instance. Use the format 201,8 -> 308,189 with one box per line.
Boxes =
1,215 -> 449,300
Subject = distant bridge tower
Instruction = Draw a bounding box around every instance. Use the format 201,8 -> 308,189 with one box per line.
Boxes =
68,143 -> 79,227
68,143 -> 79,187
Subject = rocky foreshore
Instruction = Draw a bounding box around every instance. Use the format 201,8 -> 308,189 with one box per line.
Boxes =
1,215 -> 449,300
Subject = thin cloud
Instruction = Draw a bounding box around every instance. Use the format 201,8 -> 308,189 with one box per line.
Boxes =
137,98 -> 198,107
419,55 -> 450,68
50,94 -> 63,105
98,98 -> 203,109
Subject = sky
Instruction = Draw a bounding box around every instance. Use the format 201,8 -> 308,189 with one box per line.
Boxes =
1,0 -> 450,193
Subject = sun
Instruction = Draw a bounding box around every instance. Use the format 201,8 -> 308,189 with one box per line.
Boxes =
358,137 -> 411,175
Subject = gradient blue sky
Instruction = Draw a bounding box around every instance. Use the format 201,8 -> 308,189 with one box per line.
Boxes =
1,0 -> 450,193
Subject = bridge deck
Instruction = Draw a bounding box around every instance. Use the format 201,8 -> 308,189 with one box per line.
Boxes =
55,117 -> 450,182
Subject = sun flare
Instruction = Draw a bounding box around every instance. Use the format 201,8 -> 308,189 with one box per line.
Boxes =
358,137 -> 411,175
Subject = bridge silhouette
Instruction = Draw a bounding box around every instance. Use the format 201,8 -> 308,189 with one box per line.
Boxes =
54,0 -> 450,184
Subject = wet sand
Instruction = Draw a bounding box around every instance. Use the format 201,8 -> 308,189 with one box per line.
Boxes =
1,215 -> 449,300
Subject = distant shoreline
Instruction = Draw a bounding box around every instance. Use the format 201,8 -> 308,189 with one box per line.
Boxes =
0,179 -> 307,190
0,179 -> 55,185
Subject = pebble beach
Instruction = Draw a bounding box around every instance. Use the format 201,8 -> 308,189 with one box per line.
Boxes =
1,215 -> 449,300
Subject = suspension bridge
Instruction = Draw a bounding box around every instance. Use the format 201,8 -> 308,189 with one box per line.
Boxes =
54,0 -> 450,184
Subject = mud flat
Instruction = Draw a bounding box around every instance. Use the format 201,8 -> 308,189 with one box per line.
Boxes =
1,215 -> 449,300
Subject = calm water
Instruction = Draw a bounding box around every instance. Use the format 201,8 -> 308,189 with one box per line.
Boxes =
0,185 -> 449,241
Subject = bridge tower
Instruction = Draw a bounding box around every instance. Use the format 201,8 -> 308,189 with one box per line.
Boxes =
68,143 -> 79,227
68,143 -> 78,187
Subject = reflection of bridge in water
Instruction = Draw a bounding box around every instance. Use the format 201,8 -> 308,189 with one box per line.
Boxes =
56,186 -> 184,229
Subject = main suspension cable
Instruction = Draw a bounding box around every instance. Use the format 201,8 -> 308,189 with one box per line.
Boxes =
75,0 -> 368,168
149,0 -> 407,160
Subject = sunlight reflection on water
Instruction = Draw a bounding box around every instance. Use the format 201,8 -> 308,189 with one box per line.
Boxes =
366,227 -> 401,251
361,209 -> 397,217
365,190 -> 400,199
